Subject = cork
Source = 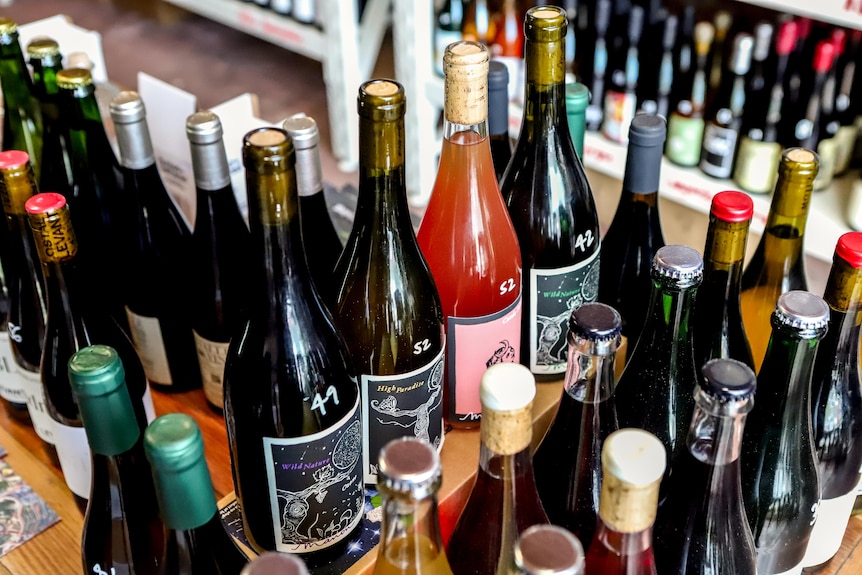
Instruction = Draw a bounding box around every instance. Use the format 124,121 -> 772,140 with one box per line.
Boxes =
249,129 -> 287,147
481,404 -> 532,455
443,41 -> 489,126
598,470 -> 661,533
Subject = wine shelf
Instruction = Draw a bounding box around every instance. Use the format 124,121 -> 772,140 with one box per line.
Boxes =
159,0 -> 391,172
733,0 -> 862,30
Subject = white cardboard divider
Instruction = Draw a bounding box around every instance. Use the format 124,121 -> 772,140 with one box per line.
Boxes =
137,72 -> 197,229
18,14 -> 108,83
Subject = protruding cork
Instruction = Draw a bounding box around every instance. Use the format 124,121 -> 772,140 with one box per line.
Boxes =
443,41 -> 489,126
480,363 -> 535,456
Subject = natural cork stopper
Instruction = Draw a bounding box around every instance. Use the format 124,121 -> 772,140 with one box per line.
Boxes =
249,129 -> 286,147
598,468 -> 662,533
444,41 -> 489,125
481,404 -> 532,456
365,81 -> 399,97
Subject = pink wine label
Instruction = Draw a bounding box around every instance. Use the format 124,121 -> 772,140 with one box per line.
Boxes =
447,295 -> 522,423
263,397 -> 363,554
360,345 -> 445,484
530,250 -> 600,375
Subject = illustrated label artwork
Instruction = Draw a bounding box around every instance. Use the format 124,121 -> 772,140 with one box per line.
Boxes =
125,309 -> 172,385
530,251 -> 600,374
193,330 -> 229,406
361,346 -> 445,483
263,398 -> 363,553
448,295 -> 522,422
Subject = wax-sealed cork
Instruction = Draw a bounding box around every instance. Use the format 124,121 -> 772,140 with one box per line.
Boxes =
481,404 -> 533,455
443,41 -> 489,126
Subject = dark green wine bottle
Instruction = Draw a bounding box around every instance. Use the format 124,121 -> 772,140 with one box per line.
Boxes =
614,244 -> 702,482
25,191 -> 155,504
110,91 -> 201,392
144,413 -> 248,575
488,60 -> 512,181
333,80 -> 445,485
26,38 -> 72,196
224,127 -> 362,563
69,344 -> 165,575
187,111 -> 251,410
502,5 -> 601,380
740,290 -> 827,575
0,18 -> 43,178
597,113 -> 667,342
693,191 -> 756,373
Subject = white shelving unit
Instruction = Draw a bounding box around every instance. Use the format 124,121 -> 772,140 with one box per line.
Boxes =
162,0 -> 391,172
394,0 -> 862,261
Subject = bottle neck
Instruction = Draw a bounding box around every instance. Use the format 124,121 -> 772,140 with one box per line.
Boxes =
190,137 -> 232,192
356,115 -> 413,234
152,455 -> 218,532
61,86 -> 103,127
765,171 -> 812,238
760,326 -> 824,411
78,380 -> 140,457
30,59 -> 62,101
622,146 -> 662,195
294,141 -> 325,198
114,118 -> 156,171
703,217 -> 748,282
522,36 -> 569,135
564,338 -> 618,405
640,279 -> 698,352
821,257 -> 862,360
687,389 -> 751,466
0,40 -> 33,108
377,489 -> 447,568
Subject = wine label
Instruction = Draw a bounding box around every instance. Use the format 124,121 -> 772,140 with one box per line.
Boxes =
530,251 -> 600,375
125,308 -> 172,386
666,114 -> 705,167
263,397 -> 363,554
700,121 -> 738,179
448,294 -> 522,423
733,137 -> 781,194
0,331 -> 26,405
19,369 -> 55,444
360,346 -> 445,484
602,90 -> 636,144
834,125 -> 858,175
802,490 -> 856,567
143,385 -> 156,423
813,136 -> 838,191
193,331 -> 230,408
54,420 -> 91,499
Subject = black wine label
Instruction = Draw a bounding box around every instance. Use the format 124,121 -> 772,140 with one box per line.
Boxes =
263,398 -> 363,553
700,121 -> 738,179
360,346 -> 445,483
529,251 -> 600,375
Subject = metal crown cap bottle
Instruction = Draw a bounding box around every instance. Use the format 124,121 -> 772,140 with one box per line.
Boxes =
144,413 -> 217,531
377,436 -> 441,499
515,524 -> 585,575
652,244 -> 704,286
0,17 -> 17,37
56,67 -> 94,90
186,111 -> 231,191
26,37 -> 60,60
772,290 -> 830,335
568,302 -> 622,354
109,91 -> 155,170
700,358 -> 757,402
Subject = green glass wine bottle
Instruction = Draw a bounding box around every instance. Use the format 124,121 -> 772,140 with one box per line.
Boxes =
502,5 -> 601,381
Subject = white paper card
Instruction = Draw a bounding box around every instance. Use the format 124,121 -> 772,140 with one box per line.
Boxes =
18,15 -> 108,83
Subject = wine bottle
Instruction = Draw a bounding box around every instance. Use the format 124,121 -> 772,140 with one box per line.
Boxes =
0,151 -> 55,450
614,245 -> 702,479
462,0 -> 495,46
636,12 -> 675,118
533,302 -> 621,549
69,344 -> 165,575
282,113 -> 343,305
597,113 -> 667,341
833,30 -> 861,176
565,81 -> 589,160
55,68 -> 127,326
0,249 -> 28,420
514,524 -> 585,575
734,21 -> 797,194
333,79 -> 445,483
26,38 -> 73,197
488,60 -> 512,181
491,0 -> 524,103
741,291 -> 828,575
418,42 -> 522,429
187,111 -> 252,410
699,33 -> 753,180
0,18 -> 43,178
668,4 -> 695,115
241,553 -> 308,575
602,6 -> 643,144
223,127 -> 363,561
110,91 -> 201,392
502,5 -> 601,380
653,358 -> 758,575
144,413 -> 248,575
25,191 -> 156,503
707,11 -> 733,94
803,232 -> 862,569
584,0 -> 611,132
812,31 -> 845,191
779,17 -> 815,147
665,21 -> 714,168
740,148 -> 816,372
584,428 -> 665,575
446,363 -> 549,575
434,0 -> 465,77
782,40 -> 835,153
373,437 -> 453,575
693,191 -> 755,373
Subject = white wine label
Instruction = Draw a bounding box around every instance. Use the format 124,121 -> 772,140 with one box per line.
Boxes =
54,420 -> 91,499
360,346 -> 445,484
193,331 -> 229,408
263,397 -> 363,553
0,331 -> 26,405
700,122 -> 738,179
142,385 -> 156,423
19,369 -> 54,444
448,294 -> 522,423
530,251 -> 600,375
802,490 -> 856,567
733,138 -> 781,194
125,308 -> 172,386
814,136 -> 838,190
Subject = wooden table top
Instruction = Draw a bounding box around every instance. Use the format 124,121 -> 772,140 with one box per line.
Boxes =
0,384 -> 860,575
